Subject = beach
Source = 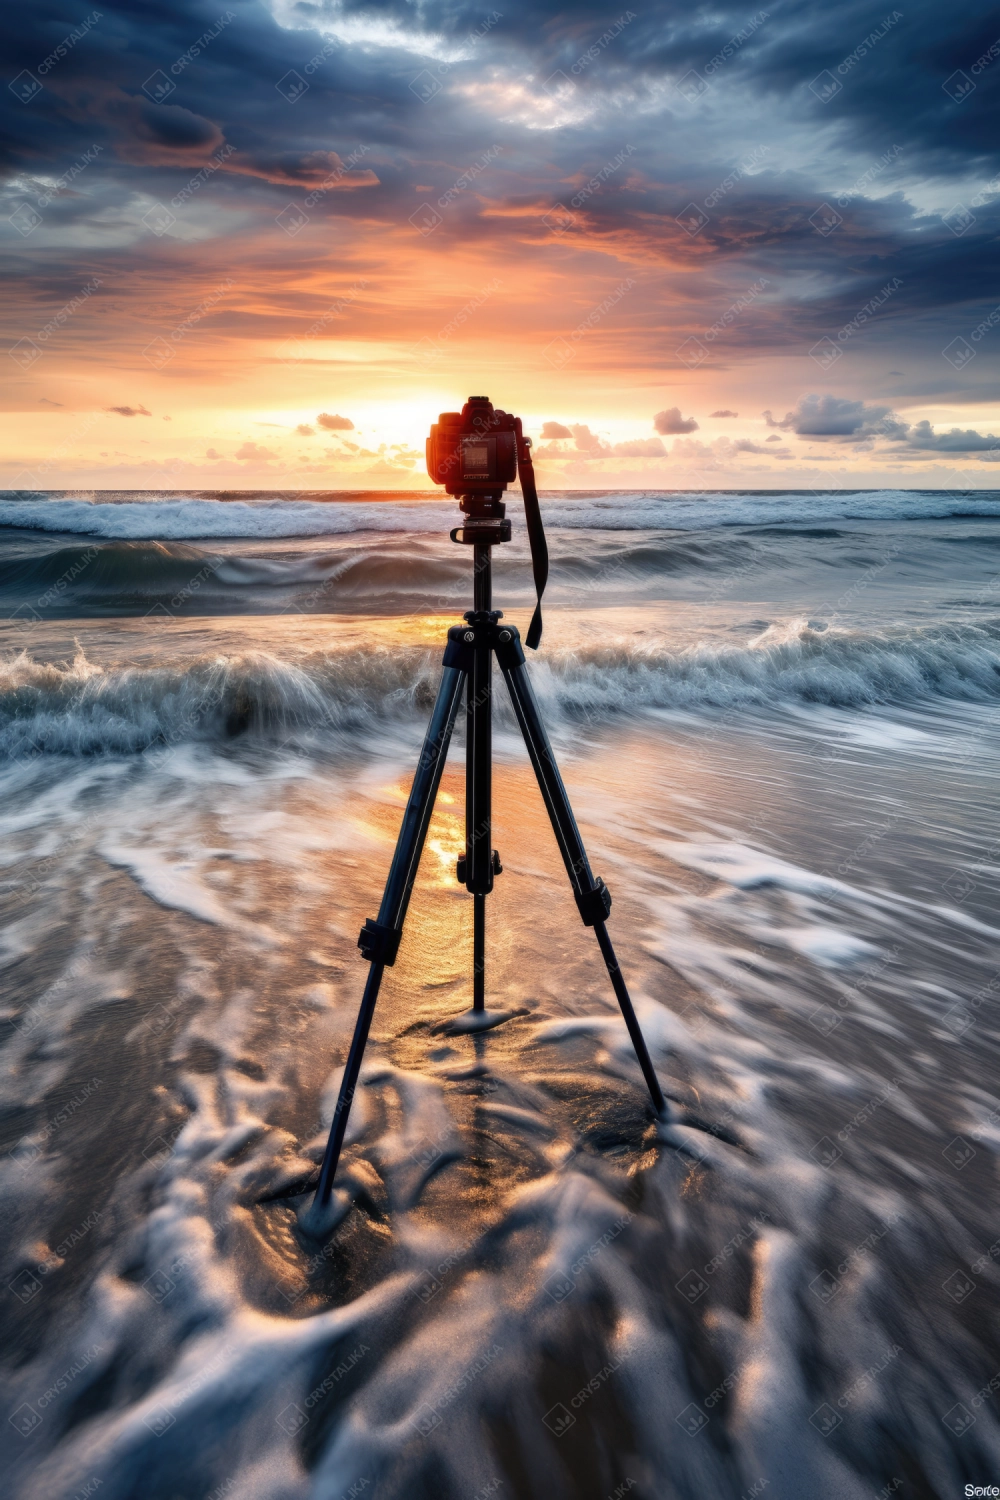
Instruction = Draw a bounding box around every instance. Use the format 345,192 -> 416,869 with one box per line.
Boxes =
2,488 -> 999,1500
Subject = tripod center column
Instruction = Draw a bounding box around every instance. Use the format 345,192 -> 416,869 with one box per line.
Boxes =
473,541 -> 492,611
465,544 -> 495,1013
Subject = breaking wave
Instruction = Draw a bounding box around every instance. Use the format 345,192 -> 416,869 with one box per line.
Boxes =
3,618 -> 999,756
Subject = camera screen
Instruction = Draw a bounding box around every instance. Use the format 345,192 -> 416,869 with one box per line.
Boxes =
462,440 -> 490,475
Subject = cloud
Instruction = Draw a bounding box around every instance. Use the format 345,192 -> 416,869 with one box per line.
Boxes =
535,427 -> 666,460
710,410 -> 738,418
317,413 -> 354,431
230,150 -> 379,190
761,396 -> 999,451
105,405 -> 151,417
570,424 -> 608,452
363,459 -> 412,476
763,395 -> 907,440
38,398 -> 63,407
296,424 -> 315,436
206,448 -> 220,459
613,438 -> 667,457
903,420 -> 1000,451
727,438 -> 786,456
235,441 -> 277,460
111,97 -> 226,166
654,407 -> 699,435
766,434 -> 780,442
3,0 -> 999,462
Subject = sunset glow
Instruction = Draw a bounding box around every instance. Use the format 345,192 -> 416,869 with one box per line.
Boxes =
3,1 -> 999,491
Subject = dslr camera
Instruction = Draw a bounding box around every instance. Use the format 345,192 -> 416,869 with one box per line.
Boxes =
426,395 -> 519,501
426,394 -> 546,645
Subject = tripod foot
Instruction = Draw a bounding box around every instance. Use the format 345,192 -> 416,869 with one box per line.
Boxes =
433,1006 -> 528,1036
297,1187 -> 352,1241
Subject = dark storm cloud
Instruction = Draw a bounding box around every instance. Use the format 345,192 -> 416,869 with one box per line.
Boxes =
2,0 -> 998,396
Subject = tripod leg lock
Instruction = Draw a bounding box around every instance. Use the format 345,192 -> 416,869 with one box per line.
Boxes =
442,627 -> 475,672
574,878 -> 612,927
493,624 -> 526,671
358,918 -> 403,966
456,850 -> 502,885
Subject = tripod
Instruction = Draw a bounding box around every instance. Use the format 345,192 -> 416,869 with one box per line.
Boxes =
311,519 -> 665,1217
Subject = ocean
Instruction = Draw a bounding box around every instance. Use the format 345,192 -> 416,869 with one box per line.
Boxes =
1,488 -> 999,1500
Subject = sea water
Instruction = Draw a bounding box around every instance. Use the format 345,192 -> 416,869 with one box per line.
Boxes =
1,489 -> 999,1499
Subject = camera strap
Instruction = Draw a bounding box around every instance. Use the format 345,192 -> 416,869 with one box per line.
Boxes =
514,418 -> 548,649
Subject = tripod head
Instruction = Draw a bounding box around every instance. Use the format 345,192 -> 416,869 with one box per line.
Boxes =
426,395 -> 548,648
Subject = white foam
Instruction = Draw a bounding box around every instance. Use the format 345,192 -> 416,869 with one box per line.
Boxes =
653,839 -> 850,896
100,842 -> 282,945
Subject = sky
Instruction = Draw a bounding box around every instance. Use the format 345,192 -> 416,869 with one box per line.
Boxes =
1,0 -> 999,491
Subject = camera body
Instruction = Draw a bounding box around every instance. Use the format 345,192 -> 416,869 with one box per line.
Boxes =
426,397 -> 518,500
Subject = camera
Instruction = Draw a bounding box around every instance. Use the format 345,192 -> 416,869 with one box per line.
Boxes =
426,396 -> 518,499
425,394 -> 546,644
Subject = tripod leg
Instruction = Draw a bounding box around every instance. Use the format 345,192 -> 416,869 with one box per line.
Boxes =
313,662 -> 466,1209
497,647 -> 666,1115
473,893 -> 485,1010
